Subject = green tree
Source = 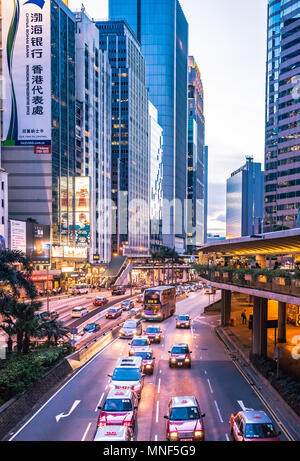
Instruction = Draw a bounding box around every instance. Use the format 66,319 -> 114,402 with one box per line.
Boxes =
36,320 -> 70,346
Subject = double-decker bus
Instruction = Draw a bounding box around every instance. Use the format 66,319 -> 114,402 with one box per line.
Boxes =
143,286 -> 176,321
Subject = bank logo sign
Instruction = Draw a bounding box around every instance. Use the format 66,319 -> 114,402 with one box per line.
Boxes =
2,0 -> 51,148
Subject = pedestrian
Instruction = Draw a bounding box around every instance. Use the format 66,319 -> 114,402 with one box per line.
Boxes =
241,310 -> 247,325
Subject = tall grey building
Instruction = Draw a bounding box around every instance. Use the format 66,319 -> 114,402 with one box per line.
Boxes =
149,101 -> 163,251
109,0 -> 189,252
75,10 -> 112,264
95,20 -> 149,257
226,157 -> 264,239
265,0 -> 300,232
186,56 -> 206,251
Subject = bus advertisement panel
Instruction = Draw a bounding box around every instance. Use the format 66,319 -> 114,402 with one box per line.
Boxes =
143,286 -> 176,322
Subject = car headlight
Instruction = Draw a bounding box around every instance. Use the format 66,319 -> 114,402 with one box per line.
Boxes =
169,432 -> 178,439
146,364 -> 152,369
186,322 -> 189,326
129,349 -> 134,355
184,358 -> 190,362
155,335 -> 160,339
171,358 -> 176,363
177,322 -> 180,326
194,431 -> 203,438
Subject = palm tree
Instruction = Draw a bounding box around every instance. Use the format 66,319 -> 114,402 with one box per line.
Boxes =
0,249 -> 37,299
36,320 -> 70,346
0,321 -> 15,355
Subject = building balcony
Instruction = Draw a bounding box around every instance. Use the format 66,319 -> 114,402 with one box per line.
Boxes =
195,265 -> 300,302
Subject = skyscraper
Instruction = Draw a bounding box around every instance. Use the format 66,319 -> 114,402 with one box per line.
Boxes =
265,0 -> 300,232
75,10 -> 112,264
226,157 -> 264,239
186,56 -> 206,251
149,101 -> 163,251
109,0 -> 189,251
96,21 -> 149,257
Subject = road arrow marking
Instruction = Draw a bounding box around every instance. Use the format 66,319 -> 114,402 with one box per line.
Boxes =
56,400 -> 81,422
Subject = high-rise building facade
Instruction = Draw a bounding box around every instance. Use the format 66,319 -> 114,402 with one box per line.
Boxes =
149,101 -> 163,251
109,0 -> 189,251
226,157 -> 264,239
2,0 -> 76,249
265,0 -> 300,232
186,57 -> 206,251
96,21 -> 149,257
75,10 -> 112,264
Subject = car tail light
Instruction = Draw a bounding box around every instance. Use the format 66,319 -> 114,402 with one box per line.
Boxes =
169,431 -> 178,440
98,420 -> 106,427
194,430 -> 203,438
124,421 -> 132,427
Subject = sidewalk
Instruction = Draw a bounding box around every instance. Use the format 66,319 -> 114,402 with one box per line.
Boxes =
216,325 -> 300,441
229,292 -> 300,380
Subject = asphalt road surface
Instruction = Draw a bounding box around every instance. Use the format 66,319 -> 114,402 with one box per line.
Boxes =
8,291 -> 289,442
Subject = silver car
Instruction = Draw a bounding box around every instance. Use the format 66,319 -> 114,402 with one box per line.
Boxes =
119,319 -> 142,339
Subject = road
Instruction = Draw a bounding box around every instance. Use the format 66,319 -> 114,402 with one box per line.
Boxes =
8,291 -> 289,442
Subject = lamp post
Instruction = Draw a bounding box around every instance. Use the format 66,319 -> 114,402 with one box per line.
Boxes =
46,265 -> 50,314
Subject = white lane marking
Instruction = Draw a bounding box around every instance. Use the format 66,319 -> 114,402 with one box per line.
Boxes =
214,400 -> 224,423
160,369 -> 162,374
95,393 -> 105,412
225,433 -> 230,441
9,338 -> 118,441
56,400 -> 81,422
156,401 -> 159,423
238,400 -> 247,411
207,379 -> 213,394
204,370 -> 207,375
158,378 -> 161,394
155,435 -> 158,441
81,422 -> 92,442
105,385 -> 108,390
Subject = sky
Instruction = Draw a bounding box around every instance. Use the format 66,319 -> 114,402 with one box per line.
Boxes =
70,0 -> 268,236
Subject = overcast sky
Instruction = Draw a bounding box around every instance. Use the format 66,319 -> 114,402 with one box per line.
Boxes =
70,0 -> 268,236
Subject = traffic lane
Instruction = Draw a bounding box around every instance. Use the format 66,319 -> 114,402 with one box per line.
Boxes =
10,338 -> 129,441
137,294 -> 287,441
136,292 -> 214,441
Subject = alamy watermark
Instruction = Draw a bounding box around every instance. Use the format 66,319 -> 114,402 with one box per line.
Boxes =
292,75 -> 300,100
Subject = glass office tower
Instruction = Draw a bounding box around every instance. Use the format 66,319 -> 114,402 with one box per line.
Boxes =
75,11 -> 112,264
109,0 -> 189,251
226,158 -> 264,239
95,21 -> 149,257
51,0 -> 76,246
186,57 -> 205,251
265,0 -> 300,231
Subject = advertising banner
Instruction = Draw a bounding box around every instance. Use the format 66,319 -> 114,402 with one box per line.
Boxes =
26,222 -> 50,264
10,220 -> 26,253
63,246 -> 87,259
75,177 -> 90,246
2,0 -> 51,147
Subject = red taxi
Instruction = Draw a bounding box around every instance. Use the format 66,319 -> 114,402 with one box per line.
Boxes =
93,297 -> 108,307
229,410 -> 281,441
168,343 -> 192,368
133,347 -> 156,375
164,396 -> 205,441
97,389 -> 138,430
128,336 -> 150,356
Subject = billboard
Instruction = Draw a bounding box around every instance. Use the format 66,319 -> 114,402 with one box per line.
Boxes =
2,0 -> 51,147
10,220 -> 27,253
26,222 -> 50,264
63,246 -> 87,259
75,177 -> 90,247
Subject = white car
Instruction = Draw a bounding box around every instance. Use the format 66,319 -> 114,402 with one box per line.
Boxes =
72,307 -> 89,318
93,425 -> 134,441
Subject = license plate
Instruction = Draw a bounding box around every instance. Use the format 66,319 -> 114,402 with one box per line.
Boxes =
178,363 -> 183,366
181,439 -> 193,442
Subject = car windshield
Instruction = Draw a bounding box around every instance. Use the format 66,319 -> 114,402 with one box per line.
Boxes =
134,351 -> 152,360
146,328 -> 159,333
131,339 -> 147,346
170,407 -> 200,421
178,316 -> 189,321
112,368 -> 140,382
171,346 -> 189,354
245,423 -> 277,439
123,322 -> 137,329
103,398 -> 133,412
110,309 -> 117,313
85,324 -> 94,329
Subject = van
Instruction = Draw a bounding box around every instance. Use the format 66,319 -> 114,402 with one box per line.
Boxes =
109,356 -> 144,399
72,307 -> 89,318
